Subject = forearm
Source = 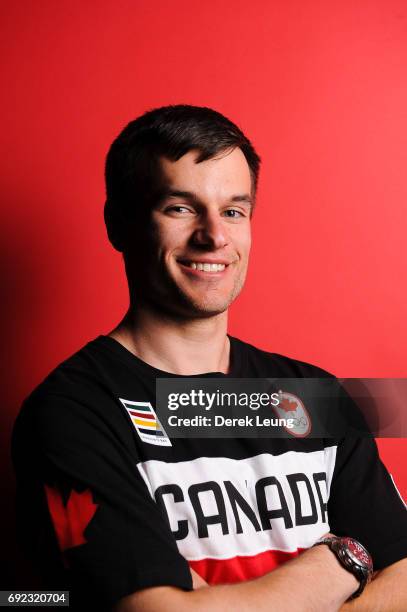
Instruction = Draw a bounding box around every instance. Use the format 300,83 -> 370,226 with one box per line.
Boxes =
116,545 -> 358,612
340,558 -> 407,612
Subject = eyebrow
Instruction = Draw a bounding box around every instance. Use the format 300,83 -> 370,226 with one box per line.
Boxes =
163,190 -> 253,207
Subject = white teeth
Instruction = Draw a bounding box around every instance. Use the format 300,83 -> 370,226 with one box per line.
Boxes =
185,262 -> 226,272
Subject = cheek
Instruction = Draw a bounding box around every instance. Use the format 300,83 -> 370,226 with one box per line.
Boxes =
230,223 -> 251,249
246,234 -> 252,253
239,230 -> 252,257
151,230 -> 175,261
155,220 -> 189,253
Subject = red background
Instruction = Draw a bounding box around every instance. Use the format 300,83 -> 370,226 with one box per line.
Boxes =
1,0 -> 406,585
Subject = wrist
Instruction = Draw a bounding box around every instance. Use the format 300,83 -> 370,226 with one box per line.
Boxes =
310,542 -> 360,598
313,536 -> 373,600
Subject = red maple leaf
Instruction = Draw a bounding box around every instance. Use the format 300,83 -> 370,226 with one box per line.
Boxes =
279,397 -> 298,414
44,485 -> 98,552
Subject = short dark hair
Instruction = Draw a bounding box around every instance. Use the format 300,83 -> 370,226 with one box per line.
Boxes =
104,104 -> 261,251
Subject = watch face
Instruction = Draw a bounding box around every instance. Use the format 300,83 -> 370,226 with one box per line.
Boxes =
342,537 -> 372,569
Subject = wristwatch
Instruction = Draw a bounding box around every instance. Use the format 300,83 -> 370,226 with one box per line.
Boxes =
313,536 -> 373,599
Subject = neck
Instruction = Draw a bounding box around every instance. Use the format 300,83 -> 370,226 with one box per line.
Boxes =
108,304 -> 231,375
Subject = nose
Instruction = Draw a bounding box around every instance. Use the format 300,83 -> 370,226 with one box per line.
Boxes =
191,210 -> 229,250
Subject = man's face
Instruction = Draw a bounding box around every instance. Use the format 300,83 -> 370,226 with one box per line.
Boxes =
128,147 -> 253,318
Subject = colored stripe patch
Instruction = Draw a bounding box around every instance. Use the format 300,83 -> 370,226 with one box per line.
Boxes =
119,398 -> 172,447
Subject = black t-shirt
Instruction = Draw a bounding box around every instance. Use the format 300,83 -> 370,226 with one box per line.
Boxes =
12,335 -> 407,610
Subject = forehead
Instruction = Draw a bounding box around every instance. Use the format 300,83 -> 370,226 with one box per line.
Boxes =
159,148 -> 253,200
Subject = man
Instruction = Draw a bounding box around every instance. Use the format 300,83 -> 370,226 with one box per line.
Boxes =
12,105 -> 407,611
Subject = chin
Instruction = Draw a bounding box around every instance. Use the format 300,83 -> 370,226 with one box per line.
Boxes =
182,292 -> 239,318
154,276 -> 245,318
162,290 -> 230,318
190,303 -> 230,318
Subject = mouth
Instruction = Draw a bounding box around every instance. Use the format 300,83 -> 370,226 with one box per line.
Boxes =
177,259 -> 231,274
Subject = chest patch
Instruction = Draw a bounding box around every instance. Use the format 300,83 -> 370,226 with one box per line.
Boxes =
119,398 -> 172,447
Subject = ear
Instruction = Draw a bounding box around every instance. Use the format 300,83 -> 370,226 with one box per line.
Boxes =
104,199 -> 124,252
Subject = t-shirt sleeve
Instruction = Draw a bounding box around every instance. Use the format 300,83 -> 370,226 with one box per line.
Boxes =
328,434 -> 407,570
12,390 -> 193,609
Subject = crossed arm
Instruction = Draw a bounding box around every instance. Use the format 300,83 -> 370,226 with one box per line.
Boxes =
114,544 -> 407,612
339,557 -> 407,612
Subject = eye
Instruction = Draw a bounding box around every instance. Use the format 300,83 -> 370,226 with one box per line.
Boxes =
164,205 -> 193,215
223,209 -> 245,218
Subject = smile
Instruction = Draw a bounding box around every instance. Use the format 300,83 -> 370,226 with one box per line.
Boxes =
178,260 -> 230,274
188,262 -> 226,272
